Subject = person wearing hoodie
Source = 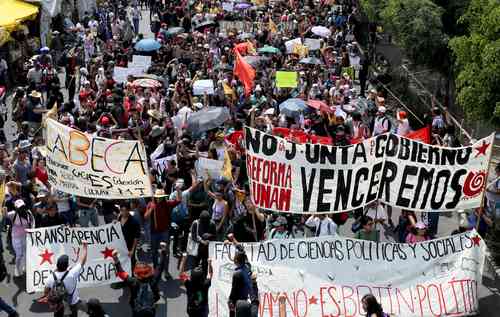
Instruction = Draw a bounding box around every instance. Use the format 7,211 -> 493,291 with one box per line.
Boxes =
179,256 -> 214,317
111,242 -> 167,317
187,210 -> 216,271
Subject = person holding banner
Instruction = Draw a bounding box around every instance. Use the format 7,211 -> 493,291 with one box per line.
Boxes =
144,188 -> 181,279
355,216 -> 380,242
45,241 -> 88,317
2,199 -> 35,277
405,222 -> 431,244
361,293 -> 389,317
268,216 -> 293,239
228,245 -> 256,317
305,214 -> 338,237
111,245 -> 166,317
486,163 -> 500,220
76,197 -> 99,228
179,255 -> 214,317
117,202 -> 141,270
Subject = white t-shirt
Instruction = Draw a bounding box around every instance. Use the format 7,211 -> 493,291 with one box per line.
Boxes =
365,204 -> 387,222
396,119 -> 411,136
305,216 -> 338,237
51,188 -> 71,213
46,263 -> 82,305
27,68 -> 43,84
486,176 -> 500,204
373,116 -> 390,135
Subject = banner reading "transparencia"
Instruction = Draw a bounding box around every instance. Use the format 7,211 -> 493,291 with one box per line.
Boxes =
245,127 -> 493,213
26,223 -> 131,293
45,118 -> 152,199
209,231 -> 485,317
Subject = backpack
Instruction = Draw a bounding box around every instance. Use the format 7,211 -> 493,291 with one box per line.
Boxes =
187,288 -> 206,313
47,271 -> 70,311
0,259 -> 7,283
381,117 -> 392,132
134,282 -> 155,314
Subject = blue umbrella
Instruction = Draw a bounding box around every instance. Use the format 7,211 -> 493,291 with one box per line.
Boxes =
279,98 -> 309,118
134,38 -> 161,52
165,27 -> 184,37
235,3 -> 252,9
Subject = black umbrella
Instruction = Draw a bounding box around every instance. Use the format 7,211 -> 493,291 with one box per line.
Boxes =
194,20 -> 218,30
187,107 -> 231,134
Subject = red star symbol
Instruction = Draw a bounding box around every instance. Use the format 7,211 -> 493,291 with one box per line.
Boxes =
471,235 -> 481,247
101,247 -> 115,259
474,141 -> 490,157
308,295 -> 318,305
39,249 -> 54,265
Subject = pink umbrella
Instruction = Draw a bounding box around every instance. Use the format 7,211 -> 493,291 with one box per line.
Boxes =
132,78 -> 162,88
307,100 -> 333,113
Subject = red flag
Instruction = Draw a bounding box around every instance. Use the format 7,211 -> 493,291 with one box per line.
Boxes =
234,42 -> 250,56
405,126 -> 431,144
233,51 -> 255,96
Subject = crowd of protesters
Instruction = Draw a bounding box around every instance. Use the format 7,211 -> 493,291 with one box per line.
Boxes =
0,0 -> 499,316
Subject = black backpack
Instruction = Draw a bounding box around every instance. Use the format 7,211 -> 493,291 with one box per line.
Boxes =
134,282 -> 155,314
0,259 -> 7,282
187,288 -> 206,313
47,271 -> 70,311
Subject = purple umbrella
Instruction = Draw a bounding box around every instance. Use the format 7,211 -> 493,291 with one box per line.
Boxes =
235,3 -> 252,10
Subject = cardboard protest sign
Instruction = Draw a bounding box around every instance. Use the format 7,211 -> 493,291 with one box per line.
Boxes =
221,2 -> 234,11
113,66 -> 143,83
26,223 -> 131,293
45,118 -> 153,199
131,55 -> 151,71
245,127 -> 494,213
195,157 -> 223,179
275,71 -> 298,88
112,67 -> 129,84
209,231 -> 485,317
285,38 -> 302,54
193,79 -> 215,95
304,38 -> 322,50
153,155 -> 176,181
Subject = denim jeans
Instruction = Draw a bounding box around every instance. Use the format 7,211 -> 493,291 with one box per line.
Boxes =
78,208 -> 99,227
151,230 -> 169,272
0,297 -> 16,314
60,210 -> 75,226
133,18 -> 140,34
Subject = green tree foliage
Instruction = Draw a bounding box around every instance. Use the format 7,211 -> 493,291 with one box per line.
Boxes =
449,0 -> 500,123
359,0 -> 387,21
380,0 -> 448,67
432,0 -> 470,36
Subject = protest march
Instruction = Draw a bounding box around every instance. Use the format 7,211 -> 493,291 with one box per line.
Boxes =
0,0 -> 499,317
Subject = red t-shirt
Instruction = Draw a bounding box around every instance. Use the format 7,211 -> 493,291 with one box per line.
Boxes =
147,199 -> 180,233
35,167 -> 48,185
